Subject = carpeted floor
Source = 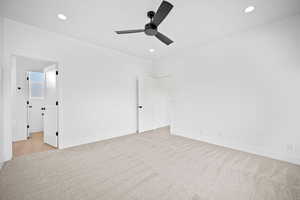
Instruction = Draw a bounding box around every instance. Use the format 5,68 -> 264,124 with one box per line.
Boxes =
0,127 -> 300,200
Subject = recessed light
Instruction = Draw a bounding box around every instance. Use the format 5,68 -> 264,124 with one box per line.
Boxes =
57,14 -> 67,20
149,49 -> 155,53
244,6 -> 255,13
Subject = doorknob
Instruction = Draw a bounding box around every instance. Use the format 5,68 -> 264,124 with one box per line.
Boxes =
138,106 -> 143,109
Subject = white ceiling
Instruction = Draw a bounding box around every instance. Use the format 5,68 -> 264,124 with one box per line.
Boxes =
1,0 -> 300,60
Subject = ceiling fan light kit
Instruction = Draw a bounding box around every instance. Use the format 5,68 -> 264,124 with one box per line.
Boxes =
115,1 -> 174,46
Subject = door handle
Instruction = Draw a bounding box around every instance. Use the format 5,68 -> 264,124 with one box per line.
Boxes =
138,106 -> 143,109
28,106 -> 32,108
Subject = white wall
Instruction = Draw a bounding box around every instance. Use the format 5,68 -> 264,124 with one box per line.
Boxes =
0,16 -> 4,164
154,15 -> 300,165
2,19 -> 152,160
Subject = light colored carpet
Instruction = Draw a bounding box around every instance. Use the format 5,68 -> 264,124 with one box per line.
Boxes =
0,127 -> 300,200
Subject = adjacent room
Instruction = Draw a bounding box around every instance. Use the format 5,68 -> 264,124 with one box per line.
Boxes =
0,0 -> 300,200
12,55 -> 59,157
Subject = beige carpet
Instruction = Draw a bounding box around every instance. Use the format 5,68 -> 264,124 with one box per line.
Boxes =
1,127 -> 300,200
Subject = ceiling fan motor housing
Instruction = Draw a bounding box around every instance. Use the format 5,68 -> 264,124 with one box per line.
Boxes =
147,11 -> 156,19
145,23 -> 158,36
115,1 -> 174,45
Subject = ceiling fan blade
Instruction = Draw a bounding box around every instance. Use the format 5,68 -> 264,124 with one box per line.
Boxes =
155,32 -> 173,45
152,1 -> 173,26
115,29 -> 144,34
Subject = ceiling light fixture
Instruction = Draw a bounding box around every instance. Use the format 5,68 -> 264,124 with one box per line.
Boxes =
149,49 -> 155,53
57,14 -> 67,20
244,6 -> 255,13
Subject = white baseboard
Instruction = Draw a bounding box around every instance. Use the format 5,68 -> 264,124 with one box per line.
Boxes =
173,132 -> 300,166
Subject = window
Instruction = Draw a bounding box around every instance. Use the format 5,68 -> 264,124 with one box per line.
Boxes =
28,72 -> 45,99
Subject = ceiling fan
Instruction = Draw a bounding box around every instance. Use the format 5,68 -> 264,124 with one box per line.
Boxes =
115,1 -> 174,46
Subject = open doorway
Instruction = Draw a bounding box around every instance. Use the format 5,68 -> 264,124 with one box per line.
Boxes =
137,76 -> 171,133
12,55 -> 59,157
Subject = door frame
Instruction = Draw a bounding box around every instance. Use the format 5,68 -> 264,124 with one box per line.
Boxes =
3,54 -> 61,161
136,78 -> 140,133
137,75 -> 172,134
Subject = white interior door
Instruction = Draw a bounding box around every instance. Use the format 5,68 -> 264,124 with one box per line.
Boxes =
43,66 -> 58,147
15,83 -> 27,141
27,100 -> 44,133
138,77 -> 157,132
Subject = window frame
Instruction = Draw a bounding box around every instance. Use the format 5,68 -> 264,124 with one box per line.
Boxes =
28,71 -> 45,100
